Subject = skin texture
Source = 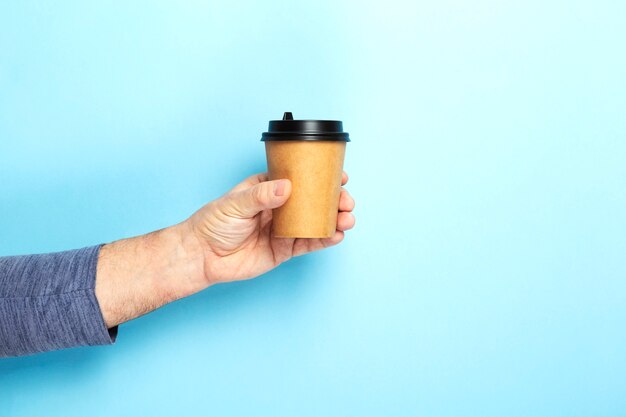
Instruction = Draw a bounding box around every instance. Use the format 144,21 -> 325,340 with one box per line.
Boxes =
95,172 -> 355,328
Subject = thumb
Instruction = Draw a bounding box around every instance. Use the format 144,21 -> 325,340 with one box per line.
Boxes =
222,179 -> 291,219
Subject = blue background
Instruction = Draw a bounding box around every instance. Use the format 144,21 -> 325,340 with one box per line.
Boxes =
1,0 -> 626,415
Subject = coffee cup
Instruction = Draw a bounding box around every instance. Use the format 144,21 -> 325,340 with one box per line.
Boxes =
262,112 -> 350,238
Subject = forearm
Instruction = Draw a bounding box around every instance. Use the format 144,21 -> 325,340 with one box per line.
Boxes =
95,222 -> 208,328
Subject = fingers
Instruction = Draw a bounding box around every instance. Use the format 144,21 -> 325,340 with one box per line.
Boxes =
342,171 -> 348,186
321,230 -> 345,247
339,189 -> 355,212
336,211 -> 355,231
289,211 -> 353,257
290,209 -> 353,257
292,231 -> 345,257
223,179 -> 291,219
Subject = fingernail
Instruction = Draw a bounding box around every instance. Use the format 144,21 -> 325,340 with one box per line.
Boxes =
273,180 -> 286,196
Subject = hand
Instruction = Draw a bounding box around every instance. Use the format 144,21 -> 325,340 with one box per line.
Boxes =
185,171 -> 355,284
96,172 -> 355,328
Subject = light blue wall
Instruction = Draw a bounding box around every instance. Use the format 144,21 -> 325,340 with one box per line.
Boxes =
2,0 -> 626,415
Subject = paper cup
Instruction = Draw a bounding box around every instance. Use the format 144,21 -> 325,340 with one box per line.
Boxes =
261,112 -> 350,238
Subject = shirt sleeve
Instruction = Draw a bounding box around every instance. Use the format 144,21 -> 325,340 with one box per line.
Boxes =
0,245 -> 117,358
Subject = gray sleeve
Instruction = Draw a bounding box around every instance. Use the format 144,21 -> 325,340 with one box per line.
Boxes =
0,245 -> 117,358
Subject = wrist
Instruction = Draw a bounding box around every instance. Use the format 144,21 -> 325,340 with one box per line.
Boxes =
157,221 -> 210,303
95,222 -> 209,328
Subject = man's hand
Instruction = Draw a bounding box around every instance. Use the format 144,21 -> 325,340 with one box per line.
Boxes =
187,171 -> 355,284
95,172 -> 355,328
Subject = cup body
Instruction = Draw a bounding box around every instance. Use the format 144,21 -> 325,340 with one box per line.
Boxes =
265,140 -> 346,238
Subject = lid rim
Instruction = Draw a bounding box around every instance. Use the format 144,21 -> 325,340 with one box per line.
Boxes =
261,134 -> 351,142
262,131 -> 349,135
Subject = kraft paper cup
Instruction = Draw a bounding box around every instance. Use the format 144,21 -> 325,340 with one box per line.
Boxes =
265,140 -> 346,238
261,112 -> 350,238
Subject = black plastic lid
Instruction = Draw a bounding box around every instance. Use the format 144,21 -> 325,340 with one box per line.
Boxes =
261,112 -> 350,142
